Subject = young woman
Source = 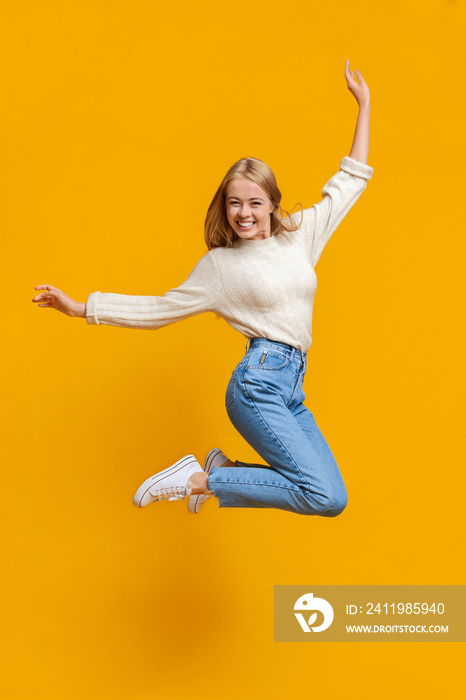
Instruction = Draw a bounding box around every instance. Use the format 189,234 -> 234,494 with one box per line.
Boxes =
32,59 -> 373,517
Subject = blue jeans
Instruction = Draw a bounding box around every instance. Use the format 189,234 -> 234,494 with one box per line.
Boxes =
207,338 -> 348,516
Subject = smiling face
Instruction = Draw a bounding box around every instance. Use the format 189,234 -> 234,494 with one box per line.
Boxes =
225,177 -> 274,241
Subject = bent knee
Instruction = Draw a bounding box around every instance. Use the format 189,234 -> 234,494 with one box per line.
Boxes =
298,483 -> 348,517
299,491 -> 334,516
301,490 -> 348,517
325,491 -> 348,518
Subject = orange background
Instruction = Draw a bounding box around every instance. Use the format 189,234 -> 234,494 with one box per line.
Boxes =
1,1 -> 465,698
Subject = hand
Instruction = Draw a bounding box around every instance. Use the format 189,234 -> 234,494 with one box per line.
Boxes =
344,59 -> 370,107
32,284 -> 86,318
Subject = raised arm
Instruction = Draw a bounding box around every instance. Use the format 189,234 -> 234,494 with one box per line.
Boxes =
288,60 -> 373,267
344,58 -> 370,164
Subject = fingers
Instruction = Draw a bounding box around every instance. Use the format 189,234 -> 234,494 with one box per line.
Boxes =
344,58 -> 351,79
345,59 -> 364,85
32,285 -> 60,303
32,291 -> 57,303
32,292 -> 51,302
34,284 -> 57,291
355,69 -> 366,84
344,60 -> 355,84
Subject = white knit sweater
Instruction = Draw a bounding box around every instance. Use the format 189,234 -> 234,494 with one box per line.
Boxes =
86,156 -> 373,353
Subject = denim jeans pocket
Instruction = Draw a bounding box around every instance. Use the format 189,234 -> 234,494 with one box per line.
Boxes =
246,348 -> 289,371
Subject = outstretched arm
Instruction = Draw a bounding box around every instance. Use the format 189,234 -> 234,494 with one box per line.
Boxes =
32,252 -> 221,329
344,58 -> 370,165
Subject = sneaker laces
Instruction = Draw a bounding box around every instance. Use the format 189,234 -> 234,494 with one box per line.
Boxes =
153,482 -> 193,501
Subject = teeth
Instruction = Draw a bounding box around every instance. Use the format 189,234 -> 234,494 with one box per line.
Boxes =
238,222 -> 254,227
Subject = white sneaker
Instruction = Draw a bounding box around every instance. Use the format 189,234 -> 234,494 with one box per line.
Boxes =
133,455 -> 203,508
187,448 -> 231,514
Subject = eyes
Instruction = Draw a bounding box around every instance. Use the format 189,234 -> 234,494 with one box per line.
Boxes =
229,201 -> 263,206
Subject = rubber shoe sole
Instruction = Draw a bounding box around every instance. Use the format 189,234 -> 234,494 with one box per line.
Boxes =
187,448 -> 230,514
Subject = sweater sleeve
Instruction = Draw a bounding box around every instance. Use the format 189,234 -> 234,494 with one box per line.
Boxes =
296,156 -> 374,268
85,251 -> 219,329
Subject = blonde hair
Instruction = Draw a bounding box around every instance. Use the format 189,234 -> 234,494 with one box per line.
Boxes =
204,157 -> 304,250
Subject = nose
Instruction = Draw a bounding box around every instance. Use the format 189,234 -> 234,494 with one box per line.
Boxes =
239,205 -> 252,218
